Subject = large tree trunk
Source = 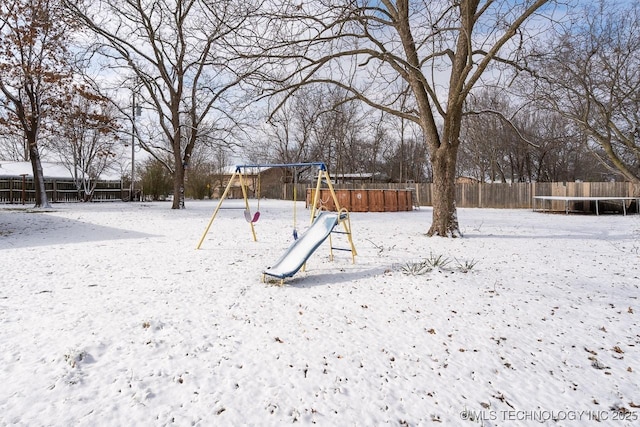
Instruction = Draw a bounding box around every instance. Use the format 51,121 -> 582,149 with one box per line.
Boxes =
170,109 -> 186,209
428,143 -> 460,237
171,129 -> 194,209
28,140 -> 50,208
172,161 -> 186,209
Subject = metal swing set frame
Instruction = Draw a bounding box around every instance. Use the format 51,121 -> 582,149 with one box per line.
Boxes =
195,162 -> 357,262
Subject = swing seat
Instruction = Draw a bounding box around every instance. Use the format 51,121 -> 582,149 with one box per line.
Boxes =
244,209 -> 260,223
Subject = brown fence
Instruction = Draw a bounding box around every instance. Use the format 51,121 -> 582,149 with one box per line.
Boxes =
5,177 -> 637,210
0,177 -> 124,204
281,181 -> 640,210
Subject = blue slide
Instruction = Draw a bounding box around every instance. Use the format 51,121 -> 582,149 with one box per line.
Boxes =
263,212 -> 340,281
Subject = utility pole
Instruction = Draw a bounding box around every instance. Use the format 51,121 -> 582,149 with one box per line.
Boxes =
130,79 -> 141,201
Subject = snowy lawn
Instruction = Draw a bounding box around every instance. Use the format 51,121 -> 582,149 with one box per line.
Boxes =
0,200 -> 639,426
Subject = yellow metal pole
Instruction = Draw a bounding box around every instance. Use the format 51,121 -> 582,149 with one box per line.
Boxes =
319,168 -> 358,260
302,167 -> 326,273
323,165 -> 357,260
310,167 -> 324,222
323,169 -> 342,211
239,169 -> 258,242
196,170 -> 239,249
339,208 -> 358,259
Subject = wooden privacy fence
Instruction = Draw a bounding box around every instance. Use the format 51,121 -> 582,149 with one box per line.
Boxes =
4,176 -> 637,211
280,181 -> 640,211
0,177 -> 124,204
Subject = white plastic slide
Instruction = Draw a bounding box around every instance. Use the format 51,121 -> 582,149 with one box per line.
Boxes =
263,212 -> 340,280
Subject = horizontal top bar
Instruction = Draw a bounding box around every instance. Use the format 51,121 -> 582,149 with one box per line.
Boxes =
235,162 -> 326,172
534,196 -> 639,201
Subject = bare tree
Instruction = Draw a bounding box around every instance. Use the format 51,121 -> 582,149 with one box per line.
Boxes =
258,84 -> 370,176
254,0 -> 554,236
139,157 -> 173,201
308,88 -> 367,176
355,113 -> 391,181
257,86 -> 325,164
51,90 -> 121,201
459,90 -> 605,183
383,134 -> 429,182
183,131 -> 232,200
460,91 -> 515,182
65,0 -> 260,209
0,0 -> 80,208
208,144 -> 232,197
525,0 -> 640,184
0,133 -> 28,161
387,88 -> 426,184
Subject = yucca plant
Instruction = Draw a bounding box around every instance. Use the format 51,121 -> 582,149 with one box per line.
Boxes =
425,251 -> 451,269
400,253 -> 479,275
455,258 -> 479,273
401,260 -> 433,276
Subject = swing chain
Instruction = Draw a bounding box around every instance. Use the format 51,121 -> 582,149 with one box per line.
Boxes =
243,167 -> 261,223
292,167 -> 299,240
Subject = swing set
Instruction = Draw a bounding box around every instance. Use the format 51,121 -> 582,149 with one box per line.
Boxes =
196,162 -> 356,262
238,163 -> 297,234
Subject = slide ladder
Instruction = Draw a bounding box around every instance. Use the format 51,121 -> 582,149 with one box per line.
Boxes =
326,208 -> 356,263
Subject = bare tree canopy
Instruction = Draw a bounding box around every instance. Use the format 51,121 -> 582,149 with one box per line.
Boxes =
524,0 -> 640,184
65,0 -> 261,208
249,0 -> 555,236
51,89 -> 122,201
459,89 -> 606,183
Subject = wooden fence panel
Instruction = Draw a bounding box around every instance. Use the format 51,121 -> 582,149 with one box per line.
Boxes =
0,178 -> 123,204
589,182 -> 629,196
566,182 -> 590,212
482,183 -> 507,208
456,183 -> 478,208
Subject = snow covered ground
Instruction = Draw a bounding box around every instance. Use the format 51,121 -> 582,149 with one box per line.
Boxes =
1,200 -> 639,426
